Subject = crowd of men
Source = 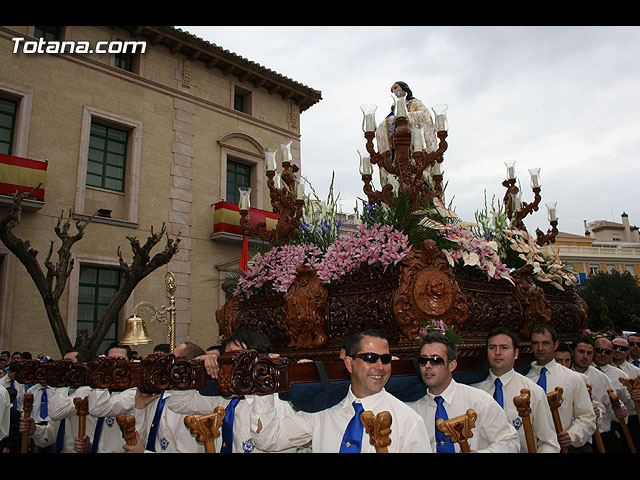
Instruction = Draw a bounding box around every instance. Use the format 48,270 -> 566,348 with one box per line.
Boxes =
1,325 -> 639,453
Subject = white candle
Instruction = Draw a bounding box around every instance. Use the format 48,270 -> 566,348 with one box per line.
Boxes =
364,113 -> 375,132
238,187 -> 252,210
435,114 -> 446,132
432,162 -> 442,175
264,148 -> 277,171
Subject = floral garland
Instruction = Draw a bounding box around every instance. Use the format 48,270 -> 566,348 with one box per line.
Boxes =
505,228 -> 578,290
315,223 -> 411,283
234,243 -> 323,297
440,223 -> 514,284
414,318 -> 462,344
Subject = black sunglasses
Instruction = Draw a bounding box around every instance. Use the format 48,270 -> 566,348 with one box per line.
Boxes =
629,341 -> 640,347
351,353 -> 393,364
595,347 -> 612,355
418,355 -> 447,366
613,345 -> 629,352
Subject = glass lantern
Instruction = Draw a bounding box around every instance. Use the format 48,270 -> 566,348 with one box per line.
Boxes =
360,103 -> 378,133
528,167 -> 541,188
238,186 -> 252,211
432,104 -> 449,132
394,91 -> 408,118
546,202 -> 558,222
358,149 -> 373,176
264,147 -> 277,172
505,160 -> 516,180
280,139 -> 293,164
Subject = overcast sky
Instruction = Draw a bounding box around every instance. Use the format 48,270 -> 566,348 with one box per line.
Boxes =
178,26 -> 640,238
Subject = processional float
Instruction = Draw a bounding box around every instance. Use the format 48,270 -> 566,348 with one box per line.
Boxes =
15,90 -> 594,452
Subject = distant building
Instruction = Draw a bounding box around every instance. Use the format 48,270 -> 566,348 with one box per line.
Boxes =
554,212 -> 640,284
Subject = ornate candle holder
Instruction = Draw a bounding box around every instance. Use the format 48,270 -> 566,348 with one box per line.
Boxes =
501,161 -> 558,245
361,104 -> 449,211
239,141 -> 305,243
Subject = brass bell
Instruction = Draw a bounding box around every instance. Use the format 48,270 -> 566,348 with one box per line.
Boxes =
120,315 -> 152,345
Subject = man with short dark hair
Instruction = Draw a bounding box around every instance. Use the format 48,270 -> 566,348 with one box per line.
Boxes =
554,342 -> 573,369
472,327 -> 559,452
251,328 -> 431,453
525,324 -> 596,452
571,335 -> 624,452
609,336 -> 640,449
47,347 -> 97,453
407,331 -> 519,453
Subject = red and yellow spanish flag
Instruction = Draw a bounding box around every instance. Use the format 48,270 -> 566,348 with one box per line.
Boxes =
0,153 -> 47,201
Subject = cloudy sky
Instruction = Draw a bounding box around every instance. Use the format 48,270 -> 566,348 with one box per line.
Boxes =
178,26 -> 640,238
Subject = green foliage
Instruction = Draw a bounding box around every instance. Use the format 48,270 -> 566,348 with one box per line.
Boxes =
289,172 -> 343,253
359,190 -> 459,251
472,190 -> 524,270
576,271 -> 640,332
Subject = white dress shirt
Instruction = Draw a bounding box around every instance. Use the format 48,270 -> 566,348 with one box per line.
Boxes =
166,389 -> 298,453
596,363 -> 633,414
0,385 -> 10,441
88,387 -> 137,453
572,365 -> 615,433
133,390 -> 204,453
0,375 -> 25,413
251,386 -> 432,453
47,386 -> 97,453
472,369 -> 560,452
407,378 -> 520,453
526,360 -> 596,447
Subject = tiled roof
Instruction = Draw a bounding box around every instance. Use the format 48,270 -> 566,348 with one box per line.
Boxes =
114,26 -> 322,112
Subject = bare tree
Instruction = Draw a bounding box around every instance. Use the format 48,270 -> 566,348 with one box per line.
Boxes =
0,189 -> 180,356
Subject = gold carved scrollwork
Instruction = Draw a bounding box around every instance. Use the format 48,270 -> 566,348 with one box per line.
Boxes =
392,239 -> 467,341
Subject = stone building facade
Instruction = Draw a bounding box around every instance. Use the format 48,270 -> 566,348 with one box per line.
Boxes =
0,25 -> 321,357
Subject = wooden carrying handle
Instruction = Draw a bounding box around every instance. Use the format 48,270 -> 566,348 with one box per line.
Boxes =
360,410 -> 392,453
608,388 -> 636,453
619,376 -> 640,420
586,384 -> 605,453
436,409 -> 477,453
73,396 -> 89,439
184,407 -> 226,453
513,389 -> 536,453
546,387 -> 568,453
116,414 -> 137,446
21,393 -> 34,453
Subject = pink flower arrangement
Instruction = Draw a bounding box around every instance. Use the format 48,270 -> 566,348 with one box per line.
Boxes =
441,224 -> 513,284
235,243 -> 323,298
315,223 -> 411,283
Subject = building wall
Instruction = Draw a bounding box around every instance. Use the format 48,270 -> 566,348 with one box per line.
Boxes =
0,26 -> 317,357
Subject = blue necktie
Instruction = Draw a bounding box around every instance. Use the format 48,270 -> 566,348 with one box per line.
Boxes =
537,367 -> 547,393
221,396 -> 242,453
145,392 -> 165,452
434,396 -> 455,453
92,417 -> 105,453
633,360 -> 639,368
339,401 -> 365,453
9,380 -> 17,409
494,378 -> 504,408
40,387 -> 48,419
55,419 -> 66,453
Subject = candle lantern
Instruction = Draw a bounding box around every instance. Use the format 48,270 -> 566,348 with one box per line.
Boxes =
238,186 -> 252,211
432,104 -> 449,132
358,149 -> 373,176
280,139 -> 293,164
546,202 -> 558,222
505,160 -> 516,181
394,91 -> 408,118
264,147 -> 277,172
360,103 -> 378,133
410,125 -> 427,153
528,167 -> 541,188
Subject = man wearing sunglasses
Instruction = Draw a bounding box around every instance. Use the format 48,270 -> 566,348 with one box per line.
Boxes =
250,328 -> 431,452
406,332 -> 519,453
628,333 -> 640,368
611,336 -> 640,449
525,324 -> 596,452
471,327 -> 560,452
570,336 -> 624,453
